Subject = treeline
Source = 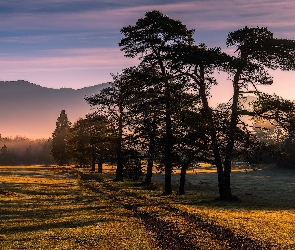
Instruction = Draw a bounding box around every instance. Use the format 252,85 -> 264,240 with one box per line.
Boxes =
0,135 -> 54,165
51,11 -> 295,199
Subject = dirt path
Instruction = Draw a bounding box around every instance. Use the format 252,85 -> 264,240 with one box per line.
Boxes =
80,172 -> 271,250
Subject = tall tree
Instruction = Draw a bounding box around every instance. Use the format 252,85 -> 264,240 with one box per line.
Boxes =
85,76 -> 127,181
119,10 -> 194,195
118,65 -> 165,186
172,43 -> 234,199
221,26 -> 295,198
172,27 -> 295,199
51,110 -> 71,165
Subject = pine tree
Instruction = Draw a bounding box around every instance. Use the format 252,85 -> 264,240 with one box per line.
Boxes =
51,110 -> 71,165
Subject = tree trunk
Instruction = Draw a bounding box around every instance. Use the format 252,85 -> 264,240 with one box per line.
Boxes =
221,68 -> 242,200
156,56 -> 172,195
145,157 -> 153,185
178,163 -> 188,195
197,66 -> 226,199
91,145 -> 96,171
163,87 -> 173,195
115,107 -> 124,181
98,158 -> 103,173
145,123 -> 156,185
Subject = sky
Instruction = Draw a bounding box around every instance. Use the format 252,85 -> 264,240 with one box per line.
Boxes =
0,0 -> 295,105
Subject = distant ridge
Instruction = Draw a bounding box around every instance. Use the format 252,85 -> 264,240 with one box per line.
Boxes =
0,80 -> 109,139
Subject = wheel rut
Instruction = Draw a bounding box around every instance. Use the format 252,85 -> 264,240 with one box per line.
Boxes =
79,173 -> 273,250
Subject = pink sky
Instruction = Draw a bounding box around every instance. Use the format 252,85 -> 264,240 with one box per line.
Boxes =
0,1 -> 294,89
0,0 -> 294,139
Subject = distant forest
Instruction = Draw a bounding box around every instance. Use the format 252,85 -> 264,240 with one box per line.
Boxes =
0,135 -> 54,165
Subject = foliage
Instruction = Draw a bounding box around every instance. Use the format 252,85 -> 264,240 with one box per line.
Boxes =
251,93 -> 295,167
119,10 -> 196,195
67,113 -> 115,170
82,11 -> 295,198
51,110 -> 71,165
85,76 -> 127,180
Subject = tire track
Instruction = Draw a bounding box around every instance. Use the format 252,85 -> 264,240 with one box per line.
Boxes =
79,173 -> 273,250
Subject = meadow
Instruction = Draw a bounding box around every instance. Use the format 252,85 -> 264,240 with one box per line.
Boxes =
0,164 -> 295,249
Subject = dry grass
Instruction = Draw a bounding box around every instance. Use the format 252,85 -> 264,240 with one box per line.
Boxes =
87,164 -> 295,249
0,165 -> 157,250
176,205 -> 295,248
1,164 -> 295,249
151,164 -> 295,249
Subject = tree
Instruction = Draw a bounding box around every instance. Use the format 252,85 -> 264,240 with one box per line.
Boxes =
67,118 -> 91,167
0,144 -> 9,165
119,10 -> 195,195
177,27 -> 295,199
23,146 -> 34,165
51,110 -> 71,165
251,93 -> 295,167
85,113 -> 115,173
85,76 -> 126,181
173,109 -> 211,195
116,65 -> 165,186
172,26 -> 295,199
219,26 -> 295,199
37,139 -> 55,165
67,113 -> 114,171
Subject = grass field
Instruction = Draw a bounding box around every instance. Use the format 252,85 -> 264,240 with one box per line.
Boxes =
152,163 -> 295,248
1,164 -> 295,249
0,165 -> 157,250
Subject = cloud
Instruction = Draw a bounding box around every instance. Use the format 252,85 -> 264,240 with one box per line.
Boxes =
0,47 -> 136,70
0,47 -> 138,88
0,0 -> 294,49
1,0 -> 295,33
0,0 -> 294,89
0,32 -> 116,45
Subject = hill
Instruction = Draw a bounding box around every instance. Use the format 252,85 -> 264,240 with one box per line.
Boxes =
0,80 -> 108,139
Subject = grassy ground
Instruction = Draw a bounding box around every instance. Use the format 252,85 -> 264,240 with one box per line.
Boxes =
1,164 -> 295,249
152,163 -> 295,249
0,166 -> 157,250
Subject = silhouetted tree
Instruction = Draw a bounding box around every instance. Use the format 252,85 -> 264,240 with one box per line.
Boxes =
251,93 -> 295,167
85,76 -> 127,181
219,26 -> 295,199
0,144 -> 9,165
173,110 -> 211,195
67,113 -> 115,171
67,118 -> 91,167
119,10 -> 194,195
173,26 -> 295,199
86,113 -> 115,173
51,110 -> 71,165
116,66 -> 164,186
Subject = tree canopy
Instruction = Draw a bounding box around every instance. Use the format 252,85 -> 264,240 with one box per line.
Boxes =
70,10 -> 295,199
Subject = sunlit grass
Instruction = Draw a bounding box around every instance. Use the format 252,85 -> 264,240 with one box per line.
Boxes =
173,203 -> 295,248
101,164 -> 295,249
0,165 -> 158,250
2,164 -> 295,249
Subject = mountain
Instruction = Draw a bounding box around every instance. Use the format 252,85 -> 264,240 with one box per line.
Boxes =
0,80 -> 109,139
